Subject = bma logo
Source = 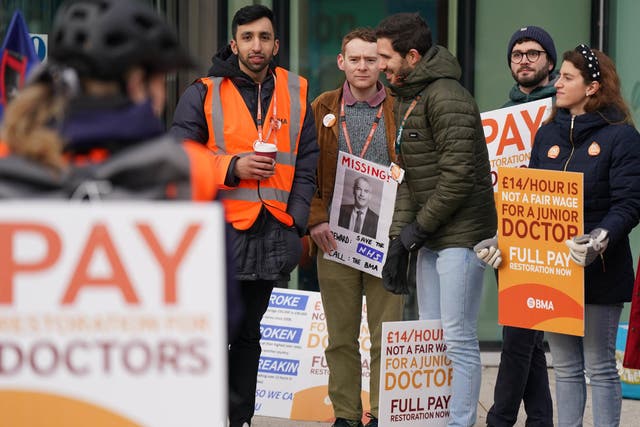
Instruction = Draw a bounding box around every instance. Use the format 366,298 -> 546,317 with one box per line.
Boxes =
526,297 -> 554,311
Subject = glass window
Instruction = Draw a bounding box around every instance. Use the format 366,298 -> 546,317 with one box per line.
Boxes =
474,0 -> 590,112
294,0 -> 442,100
609,0 -> 640,126
1,1 -> 62,37
609,0 -> 640,326
473,0 -> 591,341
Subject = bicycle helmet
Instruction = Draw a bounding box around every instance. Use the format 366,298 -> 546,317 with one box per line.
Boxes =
49,0 -> 193,81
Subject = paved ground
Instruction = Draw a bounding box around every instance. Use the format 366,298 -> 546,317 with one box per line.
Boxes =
252,353 -> 640,426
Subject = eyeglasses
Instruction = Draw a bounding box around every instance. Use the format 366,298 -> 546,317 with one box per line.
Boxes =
510,49 -> 546,64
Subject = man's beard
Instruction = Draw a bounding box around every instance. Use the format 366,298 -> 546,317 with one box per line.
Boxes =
239,54 -> 271,75
394,63 -> 414,85
513,67 -> 549,89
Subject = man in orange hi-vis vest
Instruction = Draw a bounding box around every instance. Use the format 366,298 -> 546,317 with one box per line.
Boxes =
170,5 -> 319,427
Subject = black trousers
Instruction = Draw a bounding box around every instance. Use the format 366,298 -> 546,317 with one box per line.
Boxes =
228,280 -> 274,427
487,326 -> 553,427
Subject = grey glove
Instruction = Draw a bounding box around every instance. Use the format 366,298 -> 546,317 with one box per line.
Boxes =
474,235 -> 502,268
565,228 -> 609,267
399,221 -> 429,251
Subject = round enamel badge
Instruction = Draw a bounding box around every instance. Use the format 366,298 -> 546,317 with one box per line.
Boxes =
322,113 -> 336,127
588,141 -> 601,156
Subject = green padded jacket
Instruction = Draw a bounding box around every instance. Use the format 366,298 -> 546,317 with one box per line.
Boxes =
389,45 -> 497,250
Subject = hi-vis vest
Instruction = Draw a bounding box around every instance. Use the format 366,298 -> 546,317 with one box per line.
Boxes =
0,137 -> 219,201
200,67 -> 307,230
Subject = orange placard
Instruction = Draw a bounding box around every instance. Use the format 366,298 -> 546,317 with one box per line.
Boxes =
497,167 -> 584,336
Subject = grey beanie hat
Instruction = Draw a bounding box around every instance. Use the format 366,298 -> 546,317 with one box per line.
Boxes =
507,26 -> 556,68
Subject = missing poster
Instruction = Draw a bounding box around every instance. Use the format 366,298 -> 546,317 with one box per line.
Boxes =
324,152 -> 398,278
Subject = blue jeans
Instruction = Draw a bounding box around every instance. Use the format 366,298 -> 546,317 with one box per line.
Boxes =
416,247 -> 486,427
546,303 -> 623,427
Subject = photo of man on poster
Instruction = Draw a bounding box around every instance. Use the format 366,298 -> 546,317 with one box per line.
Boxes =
326,152 -> 398,277
338,174 -> 381,239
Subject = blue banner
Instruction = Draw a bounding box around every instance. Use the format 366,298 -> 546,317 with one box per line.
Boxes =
0,10 -> 41,122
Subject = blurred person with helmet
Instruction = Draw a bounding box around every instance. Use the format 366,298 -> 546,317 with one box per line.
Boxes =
0,0 -> 242,364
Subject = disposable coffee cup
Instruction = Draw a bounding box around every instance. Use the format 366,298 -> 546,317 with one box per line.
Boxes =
253,141 -> 277,160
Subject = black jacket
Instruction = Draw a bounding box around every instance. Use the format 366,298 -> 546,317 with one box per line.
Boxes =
170,45 -> 319,282
388,45 -> 497,249
530,108 -> 640,303
170,45 -> 318,237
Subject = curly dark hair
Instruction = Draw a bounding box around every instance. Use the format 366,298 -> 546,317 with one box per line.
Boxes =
375,13 -> 432,57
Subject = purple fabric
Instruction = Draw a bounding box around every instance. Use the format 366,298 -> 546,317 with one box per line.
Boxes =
61,99 -> 164,151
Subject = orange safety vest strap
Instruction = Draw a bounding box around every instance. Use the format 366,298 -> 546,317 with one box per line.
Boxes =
222,204 -> 293,230
207,77 -> 226,153
201,68 -> 306,230
219,196 -> 293,230
222,200 -> 293,230
265,205 -> 294,227
181,140 -> 220,201
65,148 -> 110,165
219,186 -> 293,228
201,72 -> 303,169
221,186 -> 291,204
285,70 -> 302,156
0,141 -> 9,157
220,161 -> 295,200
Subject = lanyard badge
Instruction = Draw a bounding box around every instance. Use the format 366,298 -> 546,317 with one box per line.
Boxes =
395,95 -> 421,155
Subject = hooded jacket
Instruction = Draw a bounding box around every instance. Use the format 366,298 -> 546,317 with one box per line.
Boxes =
530,107 -> 640,304
503,71 -> 558,107
170,45 -> 319,282
388,45 -> 497,250
170,45 -> 318,237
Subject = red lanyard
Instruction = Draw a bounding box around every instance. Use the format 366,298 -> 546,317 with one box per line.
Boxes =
340,97 -> 384,158
256,73 -> 279,144
395,96 -> 421,155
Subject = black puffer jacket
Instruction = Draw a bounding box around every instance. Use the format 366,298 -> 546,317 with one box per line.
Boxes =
389,45 -> 497,250
530,107 -> 640,303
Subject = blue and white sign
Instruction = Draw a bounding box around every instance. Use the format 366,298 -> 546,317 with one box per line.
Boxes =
30,33 -> 48,62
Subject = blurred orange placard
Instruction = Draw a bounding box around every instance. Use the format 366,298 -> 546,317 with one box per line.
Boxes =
497,167 -> 584,336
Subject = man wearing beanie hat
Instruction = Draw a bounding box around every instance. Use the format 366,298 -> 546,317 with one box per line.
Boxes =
479,25 -> 557,427
503,25 -> 558,107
